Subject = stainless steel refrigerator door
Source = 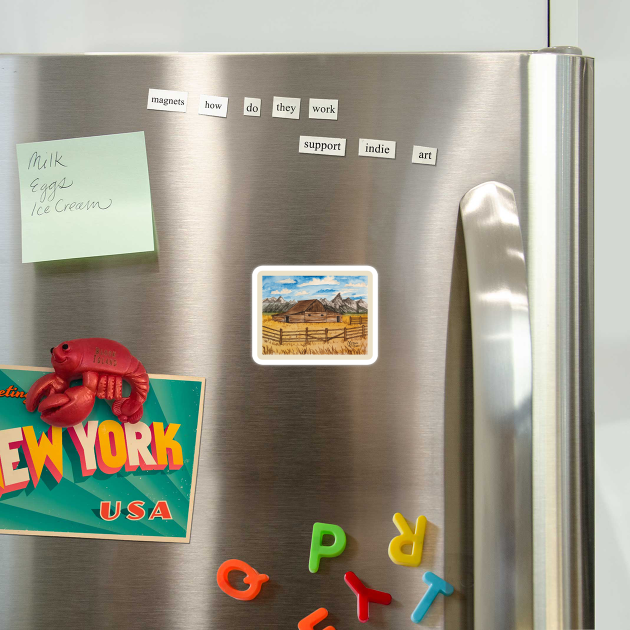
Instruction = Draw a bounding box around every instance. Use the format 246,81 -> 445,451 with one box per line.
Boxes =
0,52 -> 593,629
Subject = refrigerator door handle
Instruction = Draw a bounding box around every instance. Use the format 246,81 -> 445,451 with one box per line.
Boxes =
460,181 -> 533,629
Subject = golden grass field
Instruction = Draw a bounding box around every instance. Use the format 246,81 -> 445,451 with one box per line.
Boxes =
262,314 -> 368,355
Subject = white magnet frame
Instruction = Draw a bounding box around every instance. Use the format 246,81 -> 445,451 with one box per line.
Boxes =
252,265 -> 378,366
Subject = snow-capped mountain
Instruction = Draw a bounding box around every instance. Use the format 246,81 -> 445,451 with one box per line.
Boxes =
330,293 -> 368,314
262,297 -> 296,313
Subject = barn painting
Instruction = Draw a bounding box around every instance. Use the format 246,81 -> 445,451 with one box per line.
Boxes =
272,299 -> 342,323
256,270 -> 373,360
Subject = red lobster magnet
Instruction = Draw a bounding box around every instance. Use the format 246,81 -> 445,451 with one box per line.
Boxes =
26,338 -> 149,428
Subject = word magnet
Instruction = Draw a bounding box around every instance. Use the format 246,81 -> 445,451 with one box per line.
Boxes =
358,138 -> 396,159
309,522 -> 346,573
244,97 -> 261,117
198,95 -> 228,118
308,98 -> 338,120
147,88 -> 187,112
388,512 -> 427,566
216,559 -> 269,601
411,145 -> 438,165
272,96 -> 300,119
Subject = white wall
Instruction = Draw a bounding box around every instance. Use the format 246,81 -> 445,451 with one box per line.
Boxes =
0,0 -> 547,53
576,1 -> 629,627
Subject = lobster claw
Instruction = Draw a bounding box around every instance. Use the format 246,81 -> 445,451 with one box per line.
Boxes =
25,373 -> 67,413
37,386 -> 96,428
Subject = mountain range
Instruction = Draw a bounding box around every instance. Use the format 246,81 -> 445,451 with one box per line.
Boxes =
262,293 -> 368,314
262,296 -> 294,313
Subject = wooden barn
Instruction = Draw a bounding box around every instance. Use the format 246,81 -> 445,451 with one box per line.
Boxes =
272,299 -> 342,323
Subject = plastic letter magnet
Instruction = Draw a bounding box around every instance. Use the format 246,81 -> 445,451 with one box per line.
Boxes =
410,571 -> 454,623
216,559 -> 269,601
344,571 -> 392,622
388,512 -> 427,567
298,607 -> 335,630
309,522 -> 347,573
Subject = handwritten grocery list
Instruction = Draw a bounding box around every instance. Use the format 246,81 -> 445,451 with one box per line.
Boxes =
16,132 -> 154,263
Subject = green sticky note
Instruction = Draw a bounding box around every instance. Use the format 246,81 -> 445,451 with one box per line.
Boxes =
16,132 -> 155,263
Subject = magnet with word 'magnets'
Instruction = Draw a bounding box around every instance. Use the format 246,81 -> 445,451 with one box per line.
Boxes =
308,522 -> 347,573
216,559 -> 269,601
388,512 -> 427,567
298,608 -> 335,630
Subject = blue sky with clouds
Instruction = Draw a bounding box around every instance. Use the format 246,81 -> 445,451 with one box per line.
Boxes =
262,275 -> 368,301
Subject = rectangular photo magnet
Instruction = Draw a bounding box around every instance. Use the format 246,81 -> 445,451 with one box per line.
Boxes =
252,266 -> 377,365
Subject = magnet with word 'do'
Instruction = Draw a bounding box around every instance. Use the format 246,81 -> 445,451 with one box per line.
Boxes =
216,559 -> 269,601
388,512 -> 427,567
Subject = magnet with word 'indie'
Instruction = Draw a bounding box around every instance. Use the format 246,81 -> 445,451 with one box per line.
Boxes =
309,522 -> 347,573
388,512 -> 427,567
298,608 -> 335,630
411,572 -> 454,623
25,338 -> 149,428
344,571 -> 392,622
216,559 -> 269,601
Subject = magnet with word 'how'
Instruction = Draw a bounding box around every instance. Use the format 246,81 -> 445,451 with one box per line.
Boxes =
216,559 -> 269,601
410,572 -> 454,624
388,512 -> 427,567
344,571 -> 392,622
308,522 -> 347,573
298,608 -> 335,630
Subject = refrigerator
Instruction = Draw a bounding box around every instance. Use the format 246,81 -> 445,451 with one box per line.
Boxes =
0,50 -> 593,629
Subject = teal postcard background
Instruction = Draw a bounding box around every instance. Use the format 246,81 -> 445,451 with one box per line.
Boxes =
0,368 -> 204,542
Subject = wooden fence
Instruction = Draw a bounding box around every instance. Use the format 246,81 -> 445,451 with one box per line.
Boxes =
348,315 -> 368,325
263,325 -> 367,345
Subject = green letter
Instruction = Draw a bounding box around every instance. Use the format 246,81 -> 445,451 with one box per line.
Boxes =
309,522 -> 347,573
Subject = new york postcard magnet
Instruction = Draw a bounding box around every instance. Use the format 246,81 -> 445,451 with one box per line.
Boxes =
252,266 -> 377,365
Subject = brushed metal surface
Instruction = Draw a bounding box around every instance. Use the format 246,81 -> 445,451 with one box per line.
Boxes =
460,182 -> 533,630
0,52 -> 593,629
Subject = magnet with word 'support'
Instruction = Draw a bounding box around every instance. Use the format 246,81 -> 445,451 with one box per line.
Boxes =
344,571 -> 392,622
216,559 -> 269,601
388,512 -> 427,567
298,607 -> 335,630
